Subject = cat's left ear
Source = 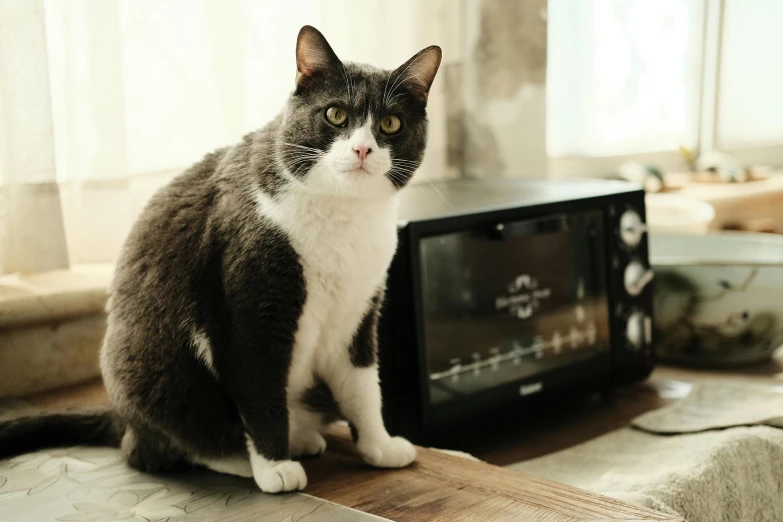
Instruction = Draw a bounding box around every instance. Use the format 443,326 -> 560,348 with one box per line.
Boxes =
391,46 -> 442,104
296,25 -> 342,88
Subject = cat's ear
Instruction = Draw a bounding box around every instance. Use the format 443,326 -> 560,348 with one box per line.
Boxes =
391,46 -> 442,103
296,25 -> 342,87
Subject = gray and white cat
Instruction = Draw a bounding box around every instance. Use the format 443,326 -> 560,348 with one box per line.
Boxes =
0,26 -> 441,494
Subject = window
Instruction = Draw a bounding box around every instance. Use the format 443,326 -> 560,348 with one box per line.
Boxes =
547,0 -> 783,175
717,0 -> 783,151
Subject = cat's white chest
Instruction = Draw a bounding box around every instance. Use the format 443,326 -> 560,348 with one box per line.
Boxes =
295,198 -> 396,325
255,187 -> 398,392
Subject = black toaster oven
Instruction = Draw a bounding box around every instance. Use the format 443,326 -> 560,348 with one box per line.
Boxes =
378,178 -> 654,445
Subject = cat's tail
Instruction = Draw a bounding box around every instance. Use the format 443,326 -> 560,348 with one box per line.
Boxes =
0,408 -> 125,458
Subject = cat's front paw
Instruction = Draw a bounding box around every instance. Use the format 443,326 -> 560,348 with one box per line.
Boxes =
290,431 -> 327,459
252,460 -> 307,493
358,436 -> 416,468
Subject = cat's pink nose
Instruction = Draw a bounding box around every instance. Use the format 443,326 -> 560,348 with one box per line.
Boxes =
353,145 -> 372,161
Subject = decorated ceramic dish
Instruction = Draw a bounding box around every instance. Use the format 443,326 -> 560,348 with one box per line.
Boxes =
650,232 -> 783,367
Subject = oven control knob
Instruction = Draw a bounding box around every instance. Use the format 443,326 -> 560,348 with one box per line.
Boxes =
619,210 -> 647,247
624,261 -> 654,296
626,311 -> 652,350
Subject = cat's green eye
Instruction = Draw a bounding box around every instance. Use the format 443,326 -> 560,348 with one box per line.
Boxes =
325,106 -> 348,127
380,115 -> 402,135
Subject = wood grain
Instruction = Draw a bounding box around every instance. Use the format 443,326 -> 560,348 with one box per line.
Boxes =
304,425 -> 682,522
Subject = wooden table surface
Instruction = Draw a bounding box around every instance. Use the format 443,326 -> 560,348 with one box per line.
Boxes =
13,353 -> 782,522
305,426 -> 679,522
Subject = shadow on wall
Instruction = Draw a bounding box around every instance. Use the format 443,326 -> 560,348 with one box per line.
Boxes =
474,0 -> 547,97
457,0 -> 548,179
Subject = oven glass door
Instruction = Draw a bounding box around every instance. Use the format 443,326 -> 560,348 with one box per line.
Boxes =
419,211 -> 611,407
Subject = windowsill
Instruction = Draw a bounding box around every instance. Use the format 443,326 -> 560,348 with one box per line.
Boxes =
0,264 -> 113,329
0,264 -> 113,399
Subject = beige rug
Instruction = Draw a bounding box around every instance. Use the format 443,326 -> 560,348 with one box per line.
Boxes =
509,382 -> 783,522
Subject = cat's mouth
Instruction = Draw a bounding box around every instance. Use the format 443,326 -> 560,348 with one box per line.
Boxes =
343,164 -> 370,176
333,159 -> 387,178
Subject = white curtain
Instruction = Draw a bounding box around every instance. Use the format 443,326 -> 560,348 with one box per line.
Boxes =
0,0 -> 456,274
0,0 -> 69,274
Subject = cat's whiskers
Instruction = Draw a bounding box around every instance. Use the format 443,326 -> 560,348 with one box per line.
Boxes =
387,169 -> 416,188
286,156 -> 322,171
390,159 -> 421,167
388,163 -> 419,174
420,177 -> 449,204
385,169 -> 407,184
282,142 -> 325,155
286,161 -> 317,171
264,154 -> 319,168
280,168 -> 304,185
242,151 -> 322,181
388,165 -> 416,174
276,143 -> 326,173
252,150 -> 320,165
406,177 -> 437,212
290,162 -> 310,179
281,149 -> 323,160
388,163 -> 419,179
390,158 -> 450,205
418,172 -> 450,194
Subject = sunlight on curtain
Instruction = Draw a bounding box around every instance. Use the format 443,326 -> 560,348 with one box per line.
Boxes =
0,0 -> 452,272
547,0 -> 703,157
0,0 -> 69,274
